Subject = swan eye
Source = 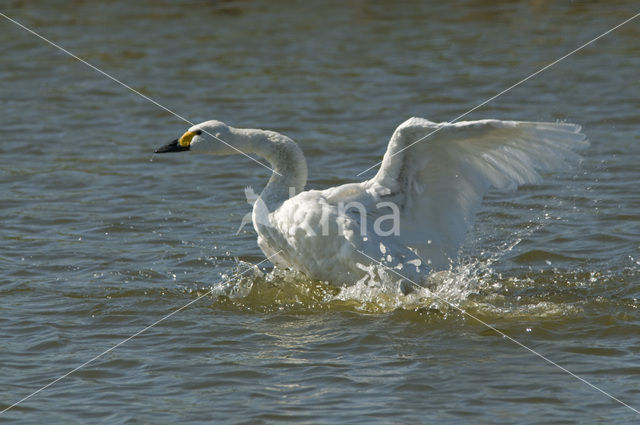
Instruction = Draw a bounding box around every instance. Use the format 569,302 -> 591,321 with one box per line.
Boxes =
194,129 -> 202,135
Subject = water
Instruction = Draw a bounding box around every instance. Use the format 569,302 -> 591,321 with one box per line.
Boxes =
1,1 -> 639,423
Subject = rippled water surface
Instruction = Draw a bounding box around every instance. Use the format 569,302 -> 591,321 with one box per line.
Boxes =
1,1 -> 640,423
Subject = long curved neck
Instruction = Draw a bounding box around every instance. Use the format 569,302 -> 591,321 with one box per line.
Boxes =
231,128 -> 308,209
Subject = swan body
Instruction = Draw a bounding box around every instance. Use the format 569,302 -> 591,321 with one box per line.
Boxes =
156,118 -> 587,286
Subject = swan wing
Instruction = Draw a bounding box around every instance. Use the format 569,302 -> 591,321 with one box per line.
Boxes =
366,117 -> 588,268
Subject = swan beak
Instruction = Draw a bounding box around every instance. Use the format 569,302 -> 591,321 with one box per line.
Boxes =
155,139 -> 190,153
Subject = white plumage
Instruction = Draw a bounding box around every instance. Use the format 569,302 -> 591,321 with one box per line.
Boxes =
157,117 -> 587,286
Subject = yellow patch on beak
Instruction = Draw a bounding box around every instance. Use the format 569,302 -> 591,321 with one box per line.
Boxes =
178,131 -> 198,147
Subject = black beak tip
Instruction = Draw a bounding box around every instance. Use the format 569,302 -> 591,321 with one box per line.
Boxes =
155,139 -> 189,154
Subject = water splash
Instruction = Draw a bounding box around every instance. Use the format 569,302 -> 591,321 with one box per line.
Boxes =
181,249 -> 640,327
191,220 -> 634,320
198,251 -> 498,315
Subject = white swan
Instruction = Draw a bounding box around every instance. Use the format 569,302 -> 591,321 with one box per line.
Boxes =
156,118 -> 587,286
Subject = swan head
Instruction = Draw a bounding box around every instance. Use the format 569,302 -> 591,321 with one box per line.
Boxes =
155,120 -> 232,154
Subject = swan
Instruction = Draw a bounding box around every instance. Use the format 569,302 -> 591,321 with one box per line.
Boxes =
155,118 -> 587,286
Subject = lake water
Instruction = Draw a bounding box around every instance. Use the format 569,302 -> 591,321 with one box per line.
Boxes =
1,1 -> 639,423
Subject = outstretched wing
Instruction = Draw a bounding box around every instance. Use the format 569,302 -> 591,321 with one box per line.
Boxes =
365,117 -> 588,269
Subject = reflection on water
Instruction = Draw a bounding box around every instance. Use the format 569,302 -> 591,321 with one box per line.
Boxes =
1,0 -> 639,423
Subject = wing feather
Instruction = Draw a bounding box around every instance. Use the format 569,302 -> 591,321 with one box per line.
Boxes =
365,118 -> 587,269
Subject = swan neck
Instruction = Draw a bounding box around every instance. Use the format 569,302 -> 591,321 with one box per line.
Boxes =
234,129 -> 308,207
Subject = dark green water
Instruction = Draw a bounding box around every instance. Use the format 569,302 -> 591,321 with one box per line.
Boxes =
1,1 -> 639,423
